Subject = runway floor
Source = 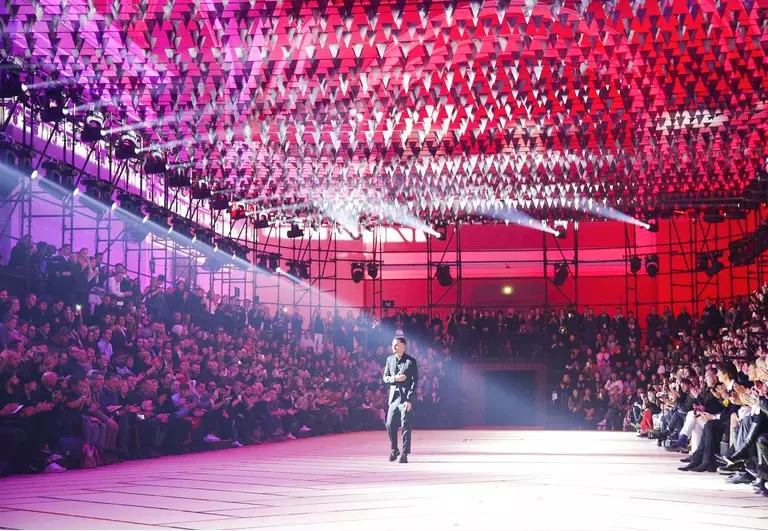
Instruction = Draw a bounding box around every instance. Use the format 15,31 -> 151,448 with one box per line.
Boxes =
0,430 -> 766,530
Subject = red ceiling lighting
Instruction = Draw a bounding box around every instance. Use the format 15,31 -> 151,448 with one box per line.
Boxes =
3,0 -> 767,225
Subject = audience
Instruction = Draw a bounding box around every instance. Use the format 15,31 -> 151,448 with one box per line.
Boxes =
3,235 -> 768,501
550,287 -> 768,497
0,239 -> 457,475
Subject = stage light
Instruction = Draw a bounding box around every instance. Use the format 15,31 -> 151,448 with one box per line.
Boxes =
297,262 -> 310,279
552,262 -> 569,286
81,109 -> 106,143
645,255 -> 660,277
232,243 -> 251,266
436,265 -> 453,286
287,260 -> 299,277
191,180 -> 212,200
145,205 -> 172,232
0,61 -> 23,100
256,254 -> 271,274
166,167 -> 191,188
555,226 -> 567,239
171,218 -> 194,240
35,86 -> 68,122
210,193 -> 229,211
629,255 -> 642,274
287,223 -> 304,239
502,285 -> 513,295
194,228 -> 216,247
0,138 -> 33,196
645,219 -> 659,233
116,193 -> 144,215
367,262 -> 379,279
40,160 -> 78,196
703,208 -> 724,223
268,254 -> 280,272
724,207 -> 748,220
144,151 -> 168,175
434,222 -> 448,241
81,179 -> 115,207
230,203 -> 247,220
115,130 -> 141,160
351,262 -> 365,283
695,253 -> 710,273
706,258 -> 724,277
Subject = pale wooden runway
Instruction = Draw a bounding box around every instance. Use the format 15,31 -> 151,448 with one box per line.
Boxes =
0,430 -> 766,530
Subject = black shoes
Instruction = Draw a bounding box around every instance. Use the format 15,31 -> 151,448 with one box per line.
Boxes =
397,453 -> 408,464
388,450 -> 399,462
726,471 -> 753,485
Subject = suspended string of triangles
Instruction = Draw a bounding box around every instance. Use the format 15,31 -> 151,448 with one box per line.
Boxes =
1,0 -> 766,222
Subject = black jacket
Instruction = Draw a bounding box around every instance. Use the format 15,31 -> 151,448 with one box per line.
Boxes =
383,353 -> 418,404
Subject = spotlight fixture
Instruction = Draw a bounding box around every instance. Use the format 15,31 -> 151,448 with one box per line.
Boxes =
629,255 -> 642,274
367,262 -> 379,279
552,262 -> 569,286
81,109 -> 106,143
230,203 -> 247,220
268,253 -> 280,272
706,257 -> 725,277
166,167 -> 191,188
190,180 -> 212,200
0,61 -> 23,100
645,219 -> 659,233
351,262 -> 365,283
171,218 -> 194,240
434,222 -> 448,241
703,208 -> 725,223
555,226 -> 567,239
287,223 -> 304,239
645,255 -> 660,278
297,261 -> 310,280
256,254 -> 271,274
115,130 -> 141,160
115,193 -> 146,219
232,243 -> 251,270
0,138 -> 33,196
145,205 -> 173,232
435,264 -> 453,286
193,228 -> 217,247
80,178 -> 115,207
695,253 -> 710,273
286,260 -> 300,277
39,160 -> 78,197
35,86 -> 68,122
144,151 -> 168,175
210,193 -> 229,211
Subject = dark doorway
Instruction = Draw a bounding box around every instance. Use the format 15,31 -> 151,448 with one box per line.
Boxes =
483,371 -> 537,426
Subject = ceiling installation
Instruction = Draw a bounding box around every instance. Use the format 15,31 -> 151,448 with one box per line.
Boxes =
1,0 -> 767,225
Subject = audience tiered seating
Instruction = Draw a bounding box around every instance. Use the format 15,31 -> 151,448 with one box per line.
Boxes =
0,240 -> 457,475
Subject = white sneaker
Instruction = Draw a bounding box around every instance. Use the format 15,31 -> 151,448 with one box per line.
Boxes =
204,434 -> 221,443
232,441 -> 243,448
45,462 -> 66,473
285,433 -> 296,440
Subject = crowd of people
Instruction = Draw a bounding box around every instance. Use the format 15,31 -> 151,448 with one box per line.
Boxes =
5,235 -> 768,498
0,238 -> 457,475
550,290 -> 768,496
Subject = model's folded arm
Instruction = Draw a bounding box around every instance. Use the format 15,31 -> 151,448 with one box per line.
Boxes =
383,361 -> 394,384
405,360 -> 418,402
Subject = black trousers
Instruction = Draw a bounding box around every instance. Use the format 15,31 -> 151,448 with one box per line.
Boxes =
386,397 -> 413,454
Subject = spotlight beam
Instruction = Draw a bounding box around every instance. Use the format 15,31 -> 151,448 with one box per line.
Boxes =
488,207 -> 560,235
